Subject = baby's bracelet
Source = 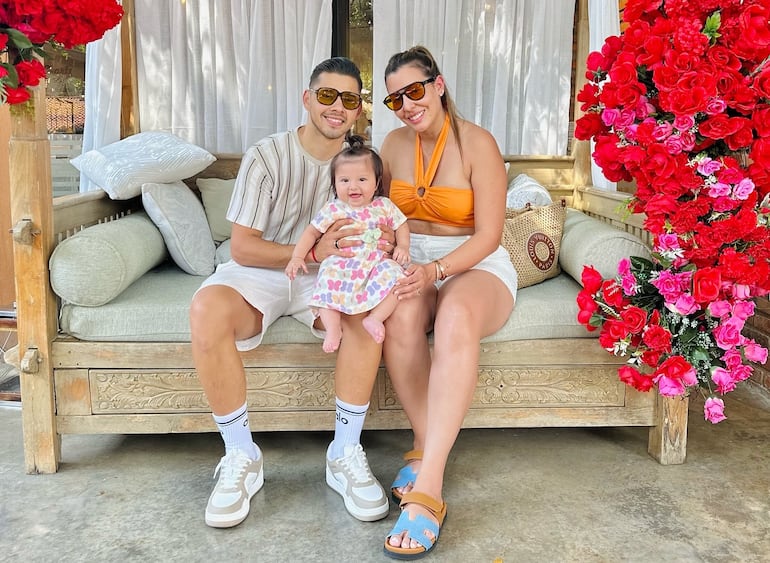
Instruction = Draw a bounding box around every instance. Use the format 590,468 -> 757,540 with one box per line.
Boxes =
310,245 -> 318,263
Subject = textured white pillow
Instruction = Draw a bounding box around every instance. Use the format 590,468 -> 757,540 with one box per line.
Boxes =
49,212 -> 168,306
141,182 -> 216,276
196,178 -> 235,242
71,131 -> 216,200
506,173 -> 553,209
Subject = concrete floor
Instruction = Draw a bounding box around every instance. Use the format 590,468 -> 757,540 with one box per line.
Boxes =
2,385 -> 770,563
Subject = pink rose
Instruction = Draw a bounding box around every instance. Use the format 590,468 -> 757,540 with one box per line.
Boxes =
711,367 -> 736,394
732,300 -> 755,321
732,284 -> 751,299
656,233 -> 680,252
601,108 -> 621,126
655,375 -> 686,396
714,317 -> 746,350
670,293 -> 698,315
708,300 -> 732,318
673,114 -> 695,132
732,364 -> 753,382
697,157 -> 722,176
722,349 -> 742,369
708,182 -> 731,198
743,341 -> 768,364
704,397 -> 727,424
733,178 -> 755,200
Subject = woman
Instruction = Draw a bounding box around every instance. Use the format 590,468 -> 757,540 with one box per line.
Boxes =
380,46 -> 518,559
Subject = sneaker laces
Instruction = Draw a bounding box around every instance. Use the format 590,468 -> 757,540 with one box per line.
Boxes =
213,450 -> 251,490
339,444 -> 374,484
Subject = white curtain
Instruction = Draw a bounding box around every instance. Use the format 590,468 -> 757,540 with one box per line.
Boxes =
371,0 -> 575,155
133,0 -> 332,153
588,0 -> 620,190
80,22 -> 123,192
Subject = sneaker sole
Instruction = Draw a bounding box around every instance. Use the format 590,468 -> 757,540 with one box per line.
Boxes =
205,466 -> 265,528
325,466 -> 389,522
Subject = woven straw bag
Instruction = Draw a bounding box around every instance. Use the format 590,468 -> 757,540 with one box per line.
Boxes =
501,199 -> 567,288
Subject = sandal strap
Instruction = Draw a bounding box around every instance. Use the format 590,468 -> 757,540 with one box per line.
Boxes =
403,449 -> 423,462
399,491 -> 445,520
386,509 -> 439,553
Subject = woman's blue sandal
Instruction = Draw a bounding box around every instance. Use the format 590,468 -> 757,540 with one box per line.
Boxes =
384,491 -> 447,560
390,449 -> 423,501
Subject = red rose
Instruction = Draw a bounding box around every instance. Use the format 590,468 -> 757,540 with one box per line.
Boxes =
642,325 -> 672,352
618,365 -> 655,392
724,117 -> 754,151
605,319 -> 630,341
581,266 -> 604,294
692,267 -> 722,303
574,112 -> 605,141
15,60 -> 46,87
641,349 -> 662,369
752,68 -> 770,98
601,279 -> 625,308
699,114 -> 741,140
656,355 -> 697,385
752,106 -> 770,137
0,32 -> 8,51
4,85 -> 31,105
620,306 -> 648,334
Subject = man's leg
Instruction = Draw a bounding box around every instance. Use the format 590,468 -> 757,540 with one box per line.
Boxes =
190,284 -> 265,528
324,313 -> 389,521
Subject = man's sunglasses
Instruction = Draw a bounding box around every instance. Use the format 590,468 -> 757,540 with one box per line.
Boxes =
383,77 -> 436,111
310,87 -> 362,110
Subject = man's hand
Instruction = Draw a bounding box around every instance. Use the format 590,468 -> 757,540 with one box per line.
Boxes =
315,218 -> 363,261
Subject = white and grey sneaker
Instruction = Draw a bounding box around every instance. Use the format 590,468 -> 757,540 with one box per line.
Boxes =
325,443 -> 389,522
205,445 -> 264,528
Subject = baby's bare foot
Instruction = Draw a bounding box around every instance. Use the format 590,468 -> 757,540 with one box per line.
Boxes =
362,316 -> 385,343
322,330 -> 341,353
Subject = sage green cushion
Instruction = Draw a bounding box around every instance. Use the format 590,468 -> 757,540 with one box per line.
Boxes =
49,212 -> 168,307
196,178 -> 235,243
559,209 -> 650,283
59,266 -> 320,343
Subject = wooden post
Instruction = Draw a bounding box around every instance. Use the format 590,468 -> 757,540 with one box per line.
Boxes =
120,0 -> 139,138
648,394 -> 688,465
0,105 -> 15,305
571,0 -> 592,189
9,82 -> 61,473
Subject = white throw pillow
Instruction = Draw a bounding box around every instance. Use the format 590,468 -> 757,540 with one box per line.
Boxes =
141,181 -> 216,276
71,131 -> 216,200
506,173 -> 553,209
196,178 -> 235,242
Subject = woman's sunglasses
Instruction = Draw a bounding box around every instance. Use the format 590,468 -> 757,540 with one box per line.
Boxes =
383,77 -> 436,111
310,87 -> 362,110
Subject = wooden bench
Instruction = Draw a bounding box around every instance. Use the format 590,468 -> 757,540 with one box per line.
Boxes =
8,100 -> 688,473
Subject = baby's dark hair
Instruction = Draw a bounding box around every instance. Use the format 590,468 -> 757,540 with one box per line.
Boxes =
330,133 -> 384,197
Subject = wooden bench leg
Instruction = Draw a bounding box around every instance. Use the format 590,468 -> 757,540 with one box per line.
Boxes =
647,393 -> 688,465
20,361 -> 61,474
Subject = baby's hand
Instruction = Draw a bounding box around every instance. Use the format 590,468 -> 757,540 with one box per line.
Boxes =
285,257 -> 308,280
392,247 -> 410,266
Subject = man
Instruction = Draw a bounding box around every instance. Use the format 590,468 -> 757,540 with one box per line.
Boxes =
190,57 -> 391,528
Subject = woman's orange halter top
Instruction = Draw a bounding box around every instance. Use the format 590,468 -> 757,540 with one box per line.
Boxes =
389,115 -> 474,228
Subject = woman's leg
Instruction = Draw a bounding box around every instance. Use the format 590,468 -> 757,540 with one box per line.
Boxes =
388,270 -> 513,549
382,285 -> 437,452
363,291 -> 400,343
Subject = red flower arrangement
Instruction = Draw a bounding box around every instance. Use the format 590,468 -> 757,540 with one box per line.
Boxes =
575,0 -> 770,423
0,0 -> 123,105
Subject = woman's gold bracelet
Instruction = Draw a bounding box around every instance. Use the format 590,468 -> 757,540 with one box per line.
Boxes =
434,259 -> 447,281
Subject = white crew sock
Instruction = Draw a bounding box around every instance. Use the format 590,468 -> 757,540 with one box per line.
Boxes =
213,401 -> 259,459
329,397 -> 369,459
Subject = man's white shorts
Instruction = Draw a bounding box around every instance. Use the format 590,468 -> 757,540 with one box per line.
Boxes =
195,260 -> 323,351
